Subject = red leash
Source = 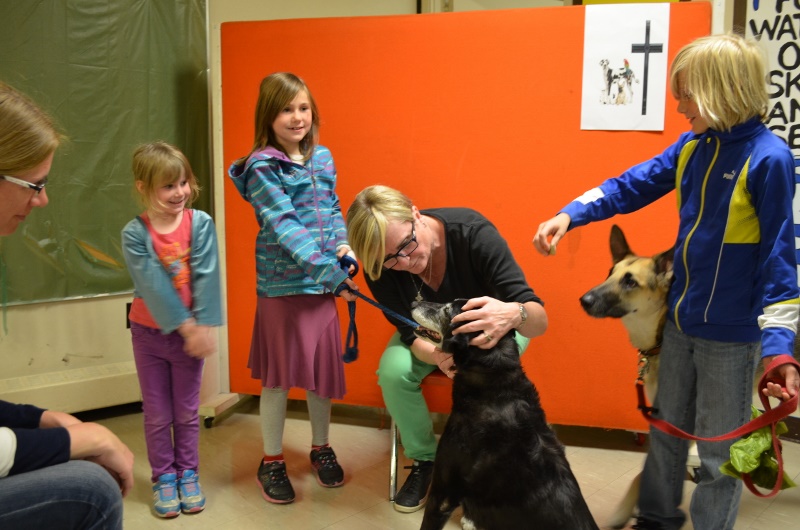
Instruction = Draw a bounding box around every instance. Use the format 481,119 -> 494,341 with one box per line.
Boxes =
637,354 -> 800,497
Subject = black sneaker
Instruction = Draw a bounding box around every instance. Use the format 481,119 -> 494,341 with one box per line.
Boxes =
394,460 -> 434,513
631,517 -> 664,530
310,446 -> 344,487
256,460 -> 295,504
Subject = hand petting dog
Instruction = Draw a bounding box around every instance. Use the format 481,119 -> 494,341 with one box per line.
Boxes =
451,296 -> 543,348
451,297 -> 515,348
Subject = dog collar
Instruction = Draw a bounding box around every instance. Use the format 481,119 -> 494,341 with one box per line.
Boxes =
639,345 -> 661,357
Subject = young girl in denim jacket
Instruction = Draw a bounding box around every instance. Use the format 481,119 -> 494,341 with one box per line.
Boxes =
122,141 -> 223,518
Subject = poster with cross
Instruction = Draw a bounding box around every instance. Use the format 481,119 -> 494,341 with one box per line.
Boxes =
581,4 -> 670,131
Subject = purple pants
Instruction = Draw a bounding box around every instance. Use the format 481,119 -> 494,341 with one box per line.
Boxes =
130,322 -> 204,482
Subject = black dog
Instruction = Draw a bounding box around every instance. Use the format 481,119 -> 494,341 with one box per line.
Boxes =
411,300 -> 599,530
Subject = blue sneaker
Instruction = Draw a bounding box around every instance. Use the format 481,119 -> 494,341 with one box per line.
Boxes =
178,470 -> 206,513
152,473 -> 180,518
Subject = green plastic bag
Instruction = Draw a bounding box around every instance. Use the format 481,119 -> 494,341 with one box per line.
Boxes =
719,405 -> 796,491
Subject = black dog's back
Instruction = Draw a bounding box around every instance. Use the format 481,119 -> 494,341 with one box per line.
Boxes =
412,301 -> 598,530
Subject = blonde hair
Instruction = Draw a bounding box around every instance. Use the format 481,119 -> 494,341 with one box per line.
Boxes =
669,33 -> 768,132
0,82 -> 61,175
242,72 -> 320,164
346,185 -> 415,281
131,141 -> 200,211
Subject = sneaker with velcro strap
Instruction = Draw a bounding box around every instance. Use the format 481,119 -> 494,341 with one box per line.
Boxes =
256,459 -> 295,504
310,445 -> 344,487
152,472 -> 180,518
178,469 -> 206,513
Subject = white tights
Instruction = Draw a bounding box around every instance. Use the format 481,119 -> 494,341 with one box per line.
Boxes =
260,387 -> 332,456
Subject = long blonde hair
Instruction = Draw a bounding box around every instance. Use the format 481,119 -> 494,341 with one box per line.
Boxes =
346,185 -> 415,281
669,33 -> 768,132
0,82 -> 61,175
131,141 -> 200,211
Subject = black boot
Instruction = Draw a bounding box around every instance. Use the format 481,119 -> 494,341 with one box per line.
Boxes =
394,460 -> 434,513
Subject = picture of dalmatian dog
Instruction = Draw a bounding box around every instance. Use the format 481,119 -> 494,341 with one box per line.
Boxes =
600,58 -> 639,105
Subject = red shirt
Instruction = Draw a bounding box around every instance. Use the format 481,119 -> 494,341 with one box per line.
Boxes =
128,210 -> 194,329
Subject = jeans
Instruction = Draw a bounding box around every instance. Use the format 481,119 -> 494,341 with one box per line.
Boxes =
377,332 -> 530,461
131,322 -> 204,482
0,460 -> 123,529
639,321 -> 758,530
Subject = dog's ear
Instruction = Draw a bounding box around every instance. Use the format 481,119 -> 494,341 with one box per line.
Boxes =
447,299 -> 468,335
450,299 -> 469,317
609,225 -> 633,264
654,245 -> 675,287
442,299 -> 473,353
441,327 -> 471,353
654,245 -> 674,275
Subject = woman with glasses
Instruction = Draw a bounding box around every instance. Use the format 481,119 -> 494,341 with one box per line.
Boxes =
0,81 -> 133,530
346,185 -> 547,513
0,81 -> 54,236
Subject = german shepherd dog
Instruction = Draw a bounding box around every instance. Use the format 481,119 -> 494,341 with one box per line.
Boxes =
579,225 -> 675,529
411,300 -> 599,530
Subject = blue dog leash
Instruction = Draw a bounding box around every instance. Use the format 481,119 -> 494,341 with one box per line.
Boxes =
336,255 -> 420,363
336,256 -> 360,363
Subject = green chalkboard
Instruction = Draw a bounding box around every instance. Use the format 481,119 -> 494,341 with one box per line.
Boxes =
0,0 -> 210,305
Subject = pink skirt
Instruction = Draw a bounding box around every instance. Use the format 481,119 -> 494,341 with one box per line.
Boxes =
248,294 -> 346,399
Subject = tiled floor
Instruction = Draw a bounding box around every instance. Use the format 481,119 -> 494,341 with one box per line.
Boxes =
93,397 -> 800,529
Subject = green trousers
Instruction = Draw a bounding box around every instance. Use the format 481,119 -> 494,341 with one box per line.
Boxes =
377,332 -> 530,461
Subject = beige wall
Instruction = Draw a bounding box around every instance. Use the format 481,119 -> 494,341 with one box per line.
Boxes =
0,295 -> 141,411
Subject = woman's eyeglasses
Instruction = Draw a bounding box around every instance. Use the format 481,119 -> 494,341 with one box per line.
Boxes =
383,222 -> 418,269
1,175 -> 47,195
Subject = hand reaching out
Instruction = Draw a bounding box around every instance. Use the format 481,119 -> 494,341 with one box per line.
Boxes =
532,213 -> 571,257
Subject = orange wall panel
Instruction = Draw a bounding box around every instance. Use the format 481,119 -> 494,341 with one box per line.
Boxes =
221,4 -> 711,430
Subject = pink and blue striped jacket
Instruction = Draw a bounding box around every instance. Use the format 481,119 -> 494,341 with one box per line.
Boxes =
228,145 -> 349,297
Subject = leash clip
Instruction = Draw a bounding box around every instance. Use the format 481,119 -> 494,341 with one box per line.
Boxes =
636,354 -> 650,384
637,402 -> 659,415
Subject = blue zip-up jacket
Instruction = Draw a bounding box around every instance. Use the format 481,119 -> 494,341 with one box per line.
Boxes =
562,119 -> 799,358
228,145 -> 349,297
121,209 -> 223,333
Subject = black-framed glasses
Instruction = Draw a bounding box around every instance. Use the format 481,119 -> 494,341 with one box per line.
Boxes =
0,175 -> 47,195
383,221 -> 418,269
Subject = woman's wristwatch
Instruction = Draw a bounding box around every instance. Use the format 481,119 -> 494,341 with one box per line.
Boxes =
516,303 -> 528,329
